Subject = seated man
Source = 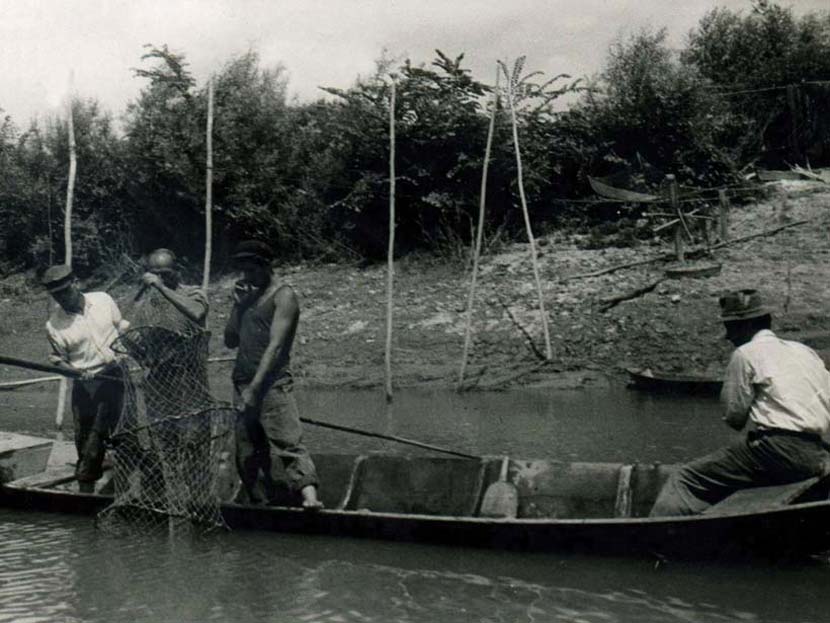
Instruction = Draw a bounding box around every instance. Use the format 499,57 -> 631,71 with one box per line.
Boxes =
43,265 -> 130,493
650,289 -> 830,516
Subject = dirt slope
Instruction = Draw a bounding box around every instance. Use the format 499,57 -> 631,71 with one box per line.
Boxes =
2,180 -> 830,400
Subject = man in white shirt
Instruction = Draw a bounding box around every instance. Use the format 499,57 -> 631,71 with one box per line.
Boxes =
43,265 -> 130,493
650,289 -> 830,516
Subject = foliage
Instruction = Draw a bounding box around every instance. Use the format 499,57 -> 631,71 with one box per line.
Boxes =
1,2 -> 829,272
684,1 -> 830,165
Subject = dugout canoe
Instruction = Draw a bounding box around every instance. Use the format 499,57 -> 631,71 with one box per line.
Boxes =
2,432 -> 830,560
626,367 -> 723,396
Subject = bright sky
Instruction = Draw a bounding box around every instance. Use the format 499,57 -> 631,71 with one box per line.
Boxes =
1,0 -> 827,126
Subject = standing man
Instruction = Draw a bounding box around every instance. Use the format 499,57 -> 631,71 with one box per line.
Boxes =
43,265 -> 130,493
650,289 -> 830,516
224,240 -> 321,509
133,249 -> 212,502
134,247 -> 211,409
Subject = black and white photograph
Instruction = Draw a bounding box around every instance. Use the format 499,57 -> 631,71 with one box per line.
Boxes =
2,1 -> 830,621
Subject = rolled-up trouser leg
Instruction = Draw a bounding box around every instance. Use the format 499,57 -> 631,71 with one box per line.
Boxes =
259,383 -> 318,494
234,382 -> 318,503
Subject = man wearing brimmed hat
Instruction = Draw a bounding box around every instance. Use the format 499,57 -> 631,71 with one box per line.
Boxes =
42,264 -> 130,493
650,289 -> 830,516
223,241 -> 321,509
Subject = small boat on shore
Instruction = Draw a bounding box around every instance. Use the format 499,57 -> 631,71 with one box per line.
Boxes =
626,367 -> 723,396
3,431 -> 830,560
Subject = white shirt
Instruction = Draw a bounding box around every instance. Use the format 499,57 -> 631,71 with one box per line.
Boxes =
46,291 -> 129,373
721,330 -> 830,435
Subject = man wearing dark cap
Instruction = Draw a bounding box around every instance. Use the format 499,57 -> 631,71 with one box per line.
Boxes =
43,265 -> 130,493
650,289 -> 830,516
224,241 -> 322,509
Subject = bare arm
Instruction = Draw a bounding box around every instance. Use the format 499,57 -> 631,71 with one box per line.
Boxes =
143,274 -> 207,324
246,286 -> 299,398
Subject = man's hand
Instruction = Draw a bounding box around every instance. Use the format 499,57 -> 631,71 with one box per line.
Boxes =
232,281 -> 259,307
240,384 -> 260,410
78,370 -> 96,382
141,272 -> 163,289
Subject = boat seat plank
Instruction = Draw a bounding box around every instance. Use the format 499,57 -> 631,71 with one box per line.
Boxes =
614,465 -> 634,518
703,476 -> 821,515
5,466 -> 77,489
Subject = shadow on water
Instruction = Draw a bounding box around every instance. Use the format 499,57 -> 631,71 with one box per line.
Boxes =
2,387 -> 829,622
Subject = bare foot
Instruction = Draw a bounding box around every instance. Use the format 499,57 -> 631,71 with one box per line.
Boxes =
300,485 -> 323,510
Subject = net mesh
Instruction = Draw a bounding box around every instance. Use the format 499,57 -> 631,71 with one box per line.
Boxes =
97,290 -> 236,535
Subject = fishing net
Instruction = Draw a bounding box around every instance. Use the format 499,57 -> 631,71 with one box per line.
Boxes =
97,290 -> 237,534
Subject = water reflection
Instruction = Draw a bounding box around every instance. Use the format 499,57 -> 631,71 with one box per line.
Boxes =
1,388 -> 828,622
1,511 -> 829,623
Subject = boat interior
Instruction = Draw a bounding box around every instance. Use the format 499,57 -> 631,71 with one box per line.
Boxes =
2,431 -> 828,521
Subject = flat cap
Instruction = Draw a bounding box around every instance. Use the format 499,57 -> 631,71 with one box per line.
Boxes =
41,265 -> 74,292
719,289 -> 771,322
231,240 -> 273,264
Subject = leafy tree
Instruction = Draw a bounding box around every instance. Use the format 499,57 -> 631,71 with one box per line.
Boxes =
574,28 -> 740,188
684,1 -> 830,165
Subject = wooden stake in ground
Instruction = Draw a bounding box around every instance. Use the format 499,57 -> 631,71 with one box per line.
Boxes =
202,77 -> 214,300
56,76 -> 77,430
502,59 -> 552,361
457,66 -> 500,390
384,79 -> 396,402
718,189 -> 730,242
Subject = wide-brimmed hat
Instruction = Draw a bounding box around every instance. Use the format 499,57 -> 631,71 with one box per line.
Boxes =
719,289 -> 771,322
231,240 -> 273,265
40,264 -> 74,293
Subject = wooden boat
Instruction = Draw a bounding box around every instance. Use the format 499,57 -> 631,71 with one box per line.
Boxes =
626,367 -> 723,396
2,432 -> 830,560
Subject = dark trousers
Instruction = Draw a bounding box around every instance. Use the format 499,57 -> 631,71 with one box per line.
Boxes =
72,366 -> 124,484
650,431 -> 830,516
234,382 -> 318,503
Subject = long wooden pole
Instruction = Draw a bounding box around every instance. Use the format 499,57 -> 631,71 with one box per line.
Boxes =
202,77 -> 214,299
458,66 -> 500,390
384,80 -> 396,402
299,416 -> 478,459
56,77 -> 77,430
505,67 -> 552,361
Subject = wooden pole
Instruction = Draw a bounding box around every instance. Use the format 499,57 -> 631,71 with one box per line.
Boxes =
56,75 -> 77,430
718,189 -> 730,242
505,65 -> 552,361
458,66 -> 499,390
202,77 -> 214,299
667,175 -> 686,263
384,79 -> 396,402
786,84 -> 801,164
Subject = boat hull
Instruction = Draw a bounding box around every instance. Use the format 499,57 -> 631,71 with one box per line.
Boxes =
3,480 -> 830,560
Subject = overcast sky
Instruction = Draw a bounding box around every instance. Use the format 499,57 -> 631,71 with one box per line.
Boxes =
1,0 -> 827,126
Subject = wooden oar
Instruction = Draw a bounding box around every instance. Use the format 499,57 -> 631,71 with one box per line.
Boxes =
478,455 -> 518,518
0,355 -> 121,383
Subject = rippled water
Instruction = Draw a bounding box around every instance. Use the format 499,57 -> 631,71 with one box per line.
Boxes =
2,388 -> 830,622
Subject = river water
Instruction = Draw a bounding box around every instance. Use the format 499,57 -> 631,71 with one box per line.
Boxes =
2,387 -> 829,623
